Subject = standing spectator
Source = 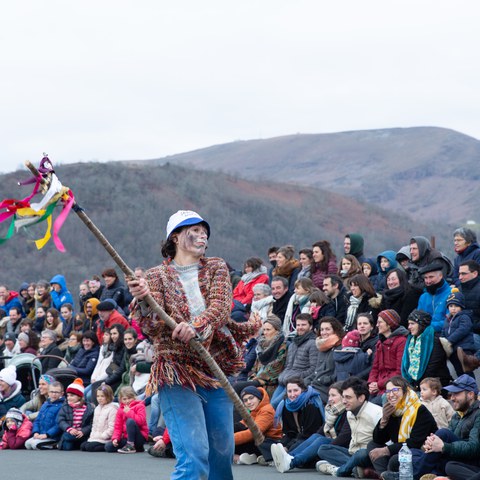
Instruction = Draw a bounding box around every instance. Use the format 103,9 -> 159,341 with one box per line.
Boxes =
344,233 -> 366,264
96,300 -> 129,344
34,281 -> 51,311
322,275 -> 348,325
60,303 -> 75,338
272,245 -> 301,293
100,268 -> 129,312
345,274 -> 382,331
311,241 -> 337,290
88,276 -> 104,301
338,254 -> 363,288
297,248 -> 313,280
452,227 -> 480,286
271,276 -> 293,323
0,285 -> 24,317
49,274 -> 74,314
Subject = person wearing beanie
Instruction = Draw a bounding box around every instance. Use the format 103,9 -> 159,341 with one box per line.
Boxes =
401,309 -> 451,390
233,386 -> 282,465
0,365 -> 26,417
57,377 -> 94,450
96,299 -> 129,344
452,227 -> 480,286
368,310 -> 408,400
127,209 -> 260,479
0,407 -> 33,450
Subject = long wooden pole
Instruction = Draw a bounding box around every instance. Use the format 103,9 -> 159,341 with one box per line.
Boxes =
25,161 -> 265,445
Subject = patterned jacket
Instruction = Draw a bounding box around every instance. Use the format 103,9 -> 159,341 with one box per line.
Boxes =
137,257 -> 260,391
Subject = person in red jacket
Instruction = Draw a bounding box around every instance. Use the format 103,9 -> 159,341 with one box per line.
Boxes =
0,408 -> 33,449
96,300 -> 129,344
105,386 -> 148,454
233,257 -> 270,306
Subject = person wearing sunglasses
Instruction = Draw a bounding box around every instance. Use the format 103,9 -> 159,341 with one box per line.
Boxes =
366,375 -> 436,479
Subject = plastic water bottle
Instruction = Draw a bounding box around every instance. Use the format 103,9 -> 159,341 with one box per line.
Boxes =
398,442 -> 413,480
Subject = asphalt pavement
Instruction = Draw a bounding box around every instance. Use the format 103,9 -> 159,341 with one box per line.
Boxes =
2,449 -> 330,479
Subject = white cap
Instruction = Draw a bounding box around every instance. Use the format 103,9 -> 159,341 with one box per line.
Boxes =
166,210 -> 210,240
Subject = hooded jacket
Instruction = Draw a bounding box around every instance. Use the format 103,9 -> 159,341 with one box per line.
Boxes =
0,413 -> 33,449
49,274 -> 74,312
234,387 -> 282,445
346,233 -> 366,264
31,396 -> 64,439
376,250 -> 398,291
368,327 -> 408,393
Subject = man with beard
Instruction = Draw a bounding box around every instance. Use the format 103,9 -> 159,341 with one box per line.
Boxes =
412,374 -> 480,479
322,275 -> 348,325
417,262 -> 452,332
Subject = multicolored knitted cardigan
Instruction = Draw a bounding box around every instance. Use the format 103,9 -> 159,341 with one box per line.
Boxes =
136,256 -> 260,392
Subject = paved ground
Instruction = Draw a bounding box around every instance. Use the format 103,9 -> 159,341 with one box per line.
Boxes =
2,449 -> 329,479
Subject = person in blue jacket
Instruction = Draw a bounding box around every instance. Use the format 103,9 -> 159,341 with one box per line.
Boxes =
50,274 -> 74,319
25,381 -> 65,449
417,262 -> 452,333
69,331 -> 100,386
375,250 -> 398,291
452,228 -> 480,286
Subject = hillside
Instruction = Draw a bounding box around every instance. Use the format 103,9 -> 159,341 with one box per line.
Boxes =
0,162 -> 449,294
140,126 -> 480,225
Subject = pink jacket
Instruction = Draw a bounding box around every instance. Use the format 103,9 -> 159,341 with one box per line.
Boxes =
0,415 -> 33,450
112,400 -> 148,441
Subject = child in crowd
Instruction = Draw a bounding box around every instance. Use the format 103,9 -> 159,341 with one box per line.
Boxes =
441,290 -> 475,376
0,365 -> 25,418
57,378 -> 94,450
420,377 -> 455,429
0,408 -> 32,450
106,386 -> 148,454
148,427 -> 175,459
81,384 -> 118,452
25,381 -> 65,449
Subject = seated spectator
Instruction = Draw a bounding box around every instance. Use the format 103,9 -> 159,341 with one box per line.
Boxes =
316,377 -> 382,477
356,313 -> 379,380
368,310 -> 408,401
344,233 -> 366,265
272,245 -> 301,294
37,330 -> 64,372
442,290 -> 475,376
86,328 -> 113,400
33,305 -> 47,335
113,328 -> 139,396
297,248 -> 313,280
0,285 -> 24,318
271,276 -> 293,323
310,241 -> 337,290
250,284 -> 274,322
3,332 -> 21,360
233,257 -> 269,307
345,274 -> 382,331
60,303 -> 75,338
23,283 -> 37,319
401,310 -> 451,390
57,378 -> 94,450
333,329 -> 365,381
234,386 -> 282,465
0,365 -> 25,417
44,308 -> 64,342
366,375 -> 437,478
148,426 -> 175,459
83,297 -> 100,333
304,317 -> 344,404
69,331 -> 100,386
81,384 -> 118,452
105,386 -> 148,454
362,258 -> 381,291
100,268 -> 130,312
270,314 -> 318,409
271,381 -> 351,473
6,306 -> 23,335
33,280 -> 51,311
273,377 -> 324,455
375,250 -> 398,292
420,377 -> 455,429
308,289 -> 334,330
78,282 -> 91,312
96,300 -> 129,344
63,332 -> 83,362
25,381 -> 64,449
17,332 -> 37,355
381,268 -> 422,328
20,374 -> 55,421
411,374 -> 480,479
0,407 -> 32,450
338,254 -> 362,288
452,227 -> 480,286
322,275 -> 348,325
282,278 -> 314,335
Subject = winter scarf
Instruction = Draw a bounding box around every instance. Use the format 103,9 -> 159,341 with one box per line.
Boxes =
274,385 -> 323,425
401,326 -> 435,383
345,295 -> 363,331
316,334 -> 342,352
393,388 -> 422,443
241,266 -> 268,285
256,333 -> 285,365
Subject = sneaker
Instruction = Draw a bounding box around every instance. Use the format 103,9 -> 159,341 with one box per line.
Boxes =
238,453 -> 258,465
147,445 -> 166,458
380,472 -> 399,480
271,443 -> 293,473
118,443 -> 136,454
316,461 -> 339,476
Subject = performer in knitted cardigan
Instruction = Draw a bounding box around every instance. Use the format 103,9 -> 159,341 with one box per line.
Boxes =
128,210 -> 260,480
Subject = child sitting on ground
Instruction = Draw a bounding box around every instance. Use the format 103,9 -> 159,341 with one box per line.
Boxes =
57,378 -> 94,450
420,377 -> 454,429
106,386 -> 148,454
0,408 -> 33,449
25,381 -> 64,450
81,384 -> 118,452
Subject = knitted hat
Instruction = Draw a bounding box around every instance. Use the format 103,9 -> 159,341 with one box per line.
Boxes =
378,309 -> 401,330
4,332 -> 16,343
240,386 -> 263,401
97,299 -> 116,311
66,378 -> 85,397
264,315 -> 282,332
408,309 -> 432,328
18,332 -> 30,345
342,329 -> 361,348
446,290 -> 465,309
40,374 -> 56,385
0,365 -> 17,385
166,210 -> 210,240
6,407 -> 23,426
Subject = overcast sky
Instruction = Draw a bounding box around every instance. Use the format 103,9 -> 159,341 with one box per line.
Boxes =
2,1 -> 479,174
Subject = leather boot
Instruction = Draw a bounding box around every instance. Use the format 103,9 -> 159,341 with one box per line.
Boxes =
458,347 -> 480,372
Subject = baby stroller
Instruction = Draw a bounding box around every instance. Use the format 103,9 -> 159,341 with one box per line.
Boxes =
36,353 -> 77,391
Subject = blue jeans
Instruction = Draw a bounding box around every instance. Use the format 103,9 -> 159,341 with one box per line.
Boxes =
159,384 -> 234,480
149,393 -> 161,434
290,433 -> 332,468
270,385 -> 286,409
317,444 -> 371,477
